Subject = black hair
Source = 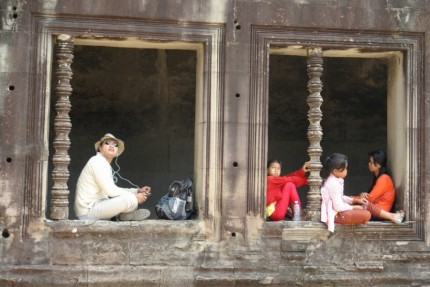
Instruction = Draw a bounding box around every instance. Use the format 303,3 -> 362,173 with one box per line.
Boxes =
368,150 -> 389,192
320,153 -> 348,182
267,159 -> 282,169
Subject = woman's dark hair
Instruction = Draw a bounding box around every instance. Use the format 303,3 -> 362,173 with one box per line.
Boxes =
267,159 -> 282,169
368,150 -> 389,192
320,153 -> 348,180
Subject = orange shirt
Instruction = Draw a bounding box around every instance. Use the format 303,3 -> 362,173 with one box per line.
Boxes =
367,174 -> 395,212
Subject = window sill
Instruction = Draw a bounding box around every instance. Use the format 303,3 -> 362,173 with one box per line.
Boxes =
45,219 -> 204,239
263,220 -> 418,241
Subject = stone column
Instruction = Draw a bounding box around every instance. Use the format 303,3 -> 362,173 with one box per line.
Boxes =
306,47 -> 323,222
50,34 -> 74,220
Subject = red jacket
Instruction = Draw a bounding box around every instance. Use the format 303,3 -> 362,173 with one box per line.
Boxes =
266,168 -> 308,205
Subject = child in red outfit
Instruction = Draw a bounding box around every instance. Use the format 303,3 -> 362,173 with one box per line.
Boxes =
266,159 -> 310,221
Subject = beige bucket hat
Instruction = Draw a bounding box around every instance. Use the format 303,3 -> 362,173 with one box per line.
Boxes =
94,133 -> 125,156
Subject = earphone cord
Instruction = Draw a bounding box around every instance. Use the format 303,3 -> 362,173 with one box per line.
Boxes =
112,157 -> 140,189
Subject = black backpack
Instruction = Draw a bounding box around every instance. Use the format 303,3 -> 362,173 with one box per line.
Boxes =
155,178 -> 194,220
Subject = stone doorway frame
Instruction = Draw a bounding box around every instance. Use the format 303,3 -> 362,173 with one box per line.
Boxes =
249,26 -> 424,240
23,14 -> 225,238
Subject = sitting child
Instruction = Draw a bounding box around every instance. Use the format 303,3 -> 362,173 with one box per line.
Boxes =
266,159 -> 309,221
320,153 -> 404,233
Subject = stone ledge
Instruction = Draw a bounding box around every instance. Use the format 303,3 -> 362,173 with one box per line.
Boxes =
280,222 -> 329,257
45,219 -> 208,266
1,264 -> 426,287
337,220 -> 420,240
0,265 -> 194,287
264,220 -> 420,241
45,219 -> 204,239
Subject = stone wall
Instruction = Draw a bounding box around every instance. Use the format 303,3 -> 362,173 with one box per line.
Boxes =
1,0 -> 429,286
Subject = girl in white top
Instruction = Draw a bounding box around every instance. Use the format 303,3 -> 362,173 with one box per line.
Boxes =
74,133 -> 151,221
320,153 -> 371,232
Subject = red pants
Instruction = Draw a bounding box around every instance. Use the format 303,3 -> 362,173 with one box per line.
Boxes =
335,209 -> 371,225
269,182 -> 301,221
364,201 -> 383,218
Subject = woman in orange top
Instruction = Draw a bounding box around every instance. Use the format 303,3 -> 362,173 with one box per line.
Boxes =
359,150 -> 403,222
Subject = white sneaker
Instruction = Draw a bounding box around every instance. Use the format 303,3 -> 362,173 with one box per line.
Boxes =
394,210 -> 405,224
119,209 -> 150,221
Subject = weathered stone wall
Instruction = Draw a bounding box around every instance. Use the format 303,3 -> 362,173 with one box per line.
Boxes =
1,0 -> 430,286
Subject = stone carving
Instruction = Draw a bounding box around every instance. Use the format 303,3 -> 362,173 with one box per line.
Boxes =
50,34 -> 74,220
306,47 -> 323,222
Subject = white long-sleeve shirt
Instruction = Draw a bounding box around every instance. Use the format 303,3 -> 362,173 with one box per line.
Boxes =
74,152 -> 138,217
320,174 -> 354,232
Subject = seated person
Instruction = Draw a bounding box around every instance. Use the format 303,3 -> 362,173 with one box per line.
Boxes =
320,153 -> 404,233
266,159 -> 309,221
358,150 -> 397,221
320,153 -> 372,232
74,133 -> 151,221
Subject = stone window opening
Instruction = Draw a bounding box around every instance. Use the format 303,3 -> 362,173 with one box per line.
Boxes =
267,46 -> 407,224
268,52 -> 392,217
249,26 -> 423,240
22,18 -> 224,238
48,35 -> 205,221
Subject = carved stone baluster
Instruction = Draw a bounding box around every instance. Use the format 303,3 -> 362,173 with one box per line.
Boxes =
306,47 -> 323,222
50,34 -> 74,220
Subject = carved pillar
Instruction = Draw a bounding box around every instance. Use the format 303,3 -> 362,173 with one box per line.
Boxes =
306,47 -> 323,222
50,34 -> 74,220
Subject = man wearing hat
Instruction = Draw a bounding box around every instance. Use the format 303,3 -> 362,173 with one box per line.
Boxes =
74,133 -> 151,221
